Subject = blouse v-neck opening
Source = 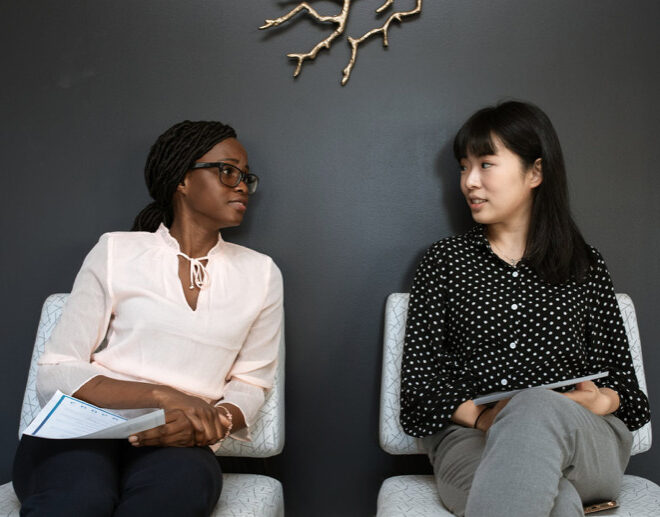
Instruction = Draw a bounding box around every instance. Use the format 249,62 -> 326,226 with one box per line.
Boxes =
156,224 -> 222,312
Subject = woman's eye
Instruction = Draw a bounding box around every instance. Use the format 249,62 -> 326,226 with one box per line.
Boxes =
220,167 -> 235,176
481,162 -> 492,169
459,165 -> 466,173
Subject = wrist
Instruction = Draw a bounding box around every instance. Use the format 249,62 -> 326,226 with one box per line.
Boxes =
600,387 -> 620,413
474,407 -> 489,430
216,405 -> 234,442
152,385 -> 175,408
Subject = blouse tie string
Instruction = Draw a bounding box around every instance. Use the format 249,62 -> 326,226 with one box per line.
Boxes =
177,252 -> 210,290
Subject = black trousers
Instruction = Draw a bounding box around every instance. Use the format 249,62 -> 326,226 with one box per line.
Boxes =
12,435 -> 222,517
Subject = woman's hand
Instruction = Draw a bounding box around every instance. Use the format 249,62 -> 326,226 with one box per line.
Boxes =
149,387 -> 224,446
129,409 -> 199,447
474,399 -> 510,432
562,381 -> 619,415
451,398 -> 509,431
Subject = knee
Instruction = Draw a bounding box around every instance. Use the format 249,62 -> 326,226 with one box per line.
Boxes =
121,449 -> 222,515
166,450 -> 222,491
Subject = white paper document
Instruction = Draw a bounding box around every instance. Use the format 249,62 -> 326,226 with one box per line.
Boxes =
473,371 -> 609,406
24,390 -> 165,439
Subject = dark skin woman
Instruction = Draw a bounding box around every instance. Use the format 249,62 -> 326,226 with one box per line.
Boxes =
13,121 -> 281,517
76,136 -> 251,448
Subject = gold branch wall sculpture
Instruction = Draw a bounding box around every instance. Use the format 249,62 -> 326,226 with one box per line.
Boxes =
260,0 -> 423,86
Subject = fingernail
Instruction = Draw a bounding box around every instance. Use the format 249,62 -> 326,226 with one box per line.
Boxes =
129,436 -> 138,443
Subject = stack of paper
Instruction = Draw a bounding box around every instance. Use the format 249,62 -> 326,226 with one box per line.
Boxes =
24,390 -> 165,439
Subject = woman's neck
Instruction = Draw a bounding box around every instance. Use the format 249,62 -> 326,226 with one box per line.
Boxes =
486,220 -> 529,263
168,218 -> 219,258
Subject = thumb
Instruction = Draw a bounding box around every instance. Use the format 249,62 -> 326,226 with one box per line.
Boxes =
574,381 -> 597,392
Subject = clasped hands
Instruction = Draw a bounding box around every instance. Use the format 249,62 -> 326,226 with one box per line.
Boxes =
455,381 -> 620,432
129,388 -> 230,448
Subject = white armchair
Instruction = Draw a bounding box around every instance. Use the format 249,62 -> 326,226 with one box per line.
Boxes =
0,293 -> 285,517
377,293 -> 660,516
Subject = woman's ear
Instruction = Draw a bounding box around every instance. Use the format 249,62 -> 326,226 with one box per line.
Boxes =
176,175 -> 188,194
530,158 -> 543,188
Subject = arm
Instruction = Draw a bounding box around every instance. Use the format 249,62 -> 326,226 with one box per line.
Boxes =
37,234 -> 114,403
216,258 -> 283,441
37,234 -> 223,446
562,381 -> 620,415
400,244 -> 479,437
571,249 -> 650,429
75,375 -> 225,447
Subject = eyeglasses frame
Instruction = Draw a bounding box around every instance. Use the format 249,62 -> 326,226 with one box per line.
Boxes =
189,161 -> 259,194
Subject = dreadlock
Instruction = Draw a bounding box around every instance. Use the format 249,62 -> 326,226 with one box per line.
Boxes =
132,120 -> 237,232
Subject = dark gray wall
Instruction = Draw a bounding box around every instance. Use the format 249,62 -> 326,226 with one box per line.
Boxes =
2,1 -> 659,515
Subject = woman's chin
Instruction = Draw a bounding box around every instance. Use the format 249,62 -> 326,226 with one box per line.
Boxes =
470,211 -> 493,225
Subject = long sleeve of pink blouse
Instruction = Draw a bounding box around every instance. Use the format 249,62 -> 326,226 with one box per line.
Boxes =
37,226 -> 283,440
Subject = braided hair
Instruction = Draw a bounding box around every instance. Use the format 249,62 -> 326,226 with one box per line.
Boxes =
131,120 -> 237,232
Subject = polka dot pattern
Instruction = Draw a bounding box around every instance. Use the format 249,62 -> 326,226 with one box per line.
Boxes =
400,226 -> 651,437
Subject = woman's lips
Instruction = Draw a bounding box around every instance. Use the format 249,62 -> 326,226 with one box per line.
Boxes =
229,200 -> 247,213
468,198 -> 487,210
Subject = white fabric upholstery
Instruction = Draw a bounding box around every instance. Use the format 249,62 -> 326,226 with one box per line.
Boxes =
377,292 -> 658,516
617,294 -> 652,455
377,476 -> 452,517
6,294 -> 285,516
376,474 -> 660,517
212,474 -> 284,517
0,483 -> 19,517
0,474 -> 284,517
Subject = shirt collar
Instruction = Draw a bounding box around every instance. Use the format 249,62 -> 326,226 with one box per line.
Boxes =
155,223 -> 224,257
468,224 -> 490,249
469,224 -> 528,269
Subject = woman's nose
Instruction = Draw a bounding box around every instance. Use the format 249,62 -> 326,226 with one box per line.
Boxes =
464,167 -> 481,189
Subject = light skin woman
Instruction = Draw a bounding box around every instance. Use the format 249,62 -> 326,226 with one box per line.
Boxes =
452,135 -> 619,432
400,101 -> 649,517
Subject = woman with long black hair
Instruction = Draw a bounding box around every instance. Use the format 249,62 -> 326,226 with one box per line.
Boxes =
400,101 -> 650,516
13,120 -> 283,516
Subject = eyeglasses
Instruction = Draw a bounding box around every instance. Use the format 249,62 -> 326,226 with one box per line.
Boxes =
189,162 -> 259,194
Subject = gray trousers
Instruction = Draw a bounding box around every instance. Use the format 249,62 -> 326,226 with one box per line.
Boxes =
422,388 -> 633,517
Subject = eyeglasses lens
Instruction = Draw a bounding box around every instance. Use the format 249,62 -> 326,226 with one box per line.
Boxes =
219,166 -> 258,194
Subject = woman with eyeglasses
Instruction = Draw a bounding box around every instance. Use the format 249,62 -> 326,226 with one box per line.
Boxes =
399,101 -> 650,516
13,120 -> 282,516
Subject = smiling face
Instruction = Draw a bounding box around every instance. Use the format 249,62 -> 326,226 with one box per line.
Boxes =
459,135 -> 542,228
174,137 -> 250,230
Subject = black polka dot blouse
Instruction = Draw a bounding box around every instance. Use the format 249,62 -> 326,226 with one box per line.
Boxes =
400,225 -> 651,437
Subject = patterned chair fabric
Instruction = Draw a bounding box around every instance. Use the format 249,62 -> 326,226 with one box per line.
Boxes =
377,474 -> 660,517
377,292 -> 660,516
3,294 -> 285,517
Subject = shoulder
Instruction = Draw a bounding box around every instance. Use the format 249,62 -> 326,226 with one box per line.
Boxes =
420,226 -> 483,265
91,230 -> 160,249
583,244 -> 616,286
586,245 -> 606,265
584,244 -> 610,277
91,230 -> 163,258
221,241 -> 282,278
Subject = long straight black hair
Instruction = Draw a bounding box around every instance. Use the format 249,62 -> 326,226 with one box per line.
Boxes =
453,101 -> 593,284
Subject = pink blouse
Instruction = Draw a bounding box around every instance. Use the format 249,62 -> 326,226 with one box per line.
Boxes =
37,224 -> 283,440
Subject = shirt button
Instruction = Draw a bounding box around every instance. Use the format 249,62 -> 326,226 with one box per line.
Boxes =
501,379 -> 508,386
511,303 -> 518,310
509,342 -> 517,349
512,271 -> 519,278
